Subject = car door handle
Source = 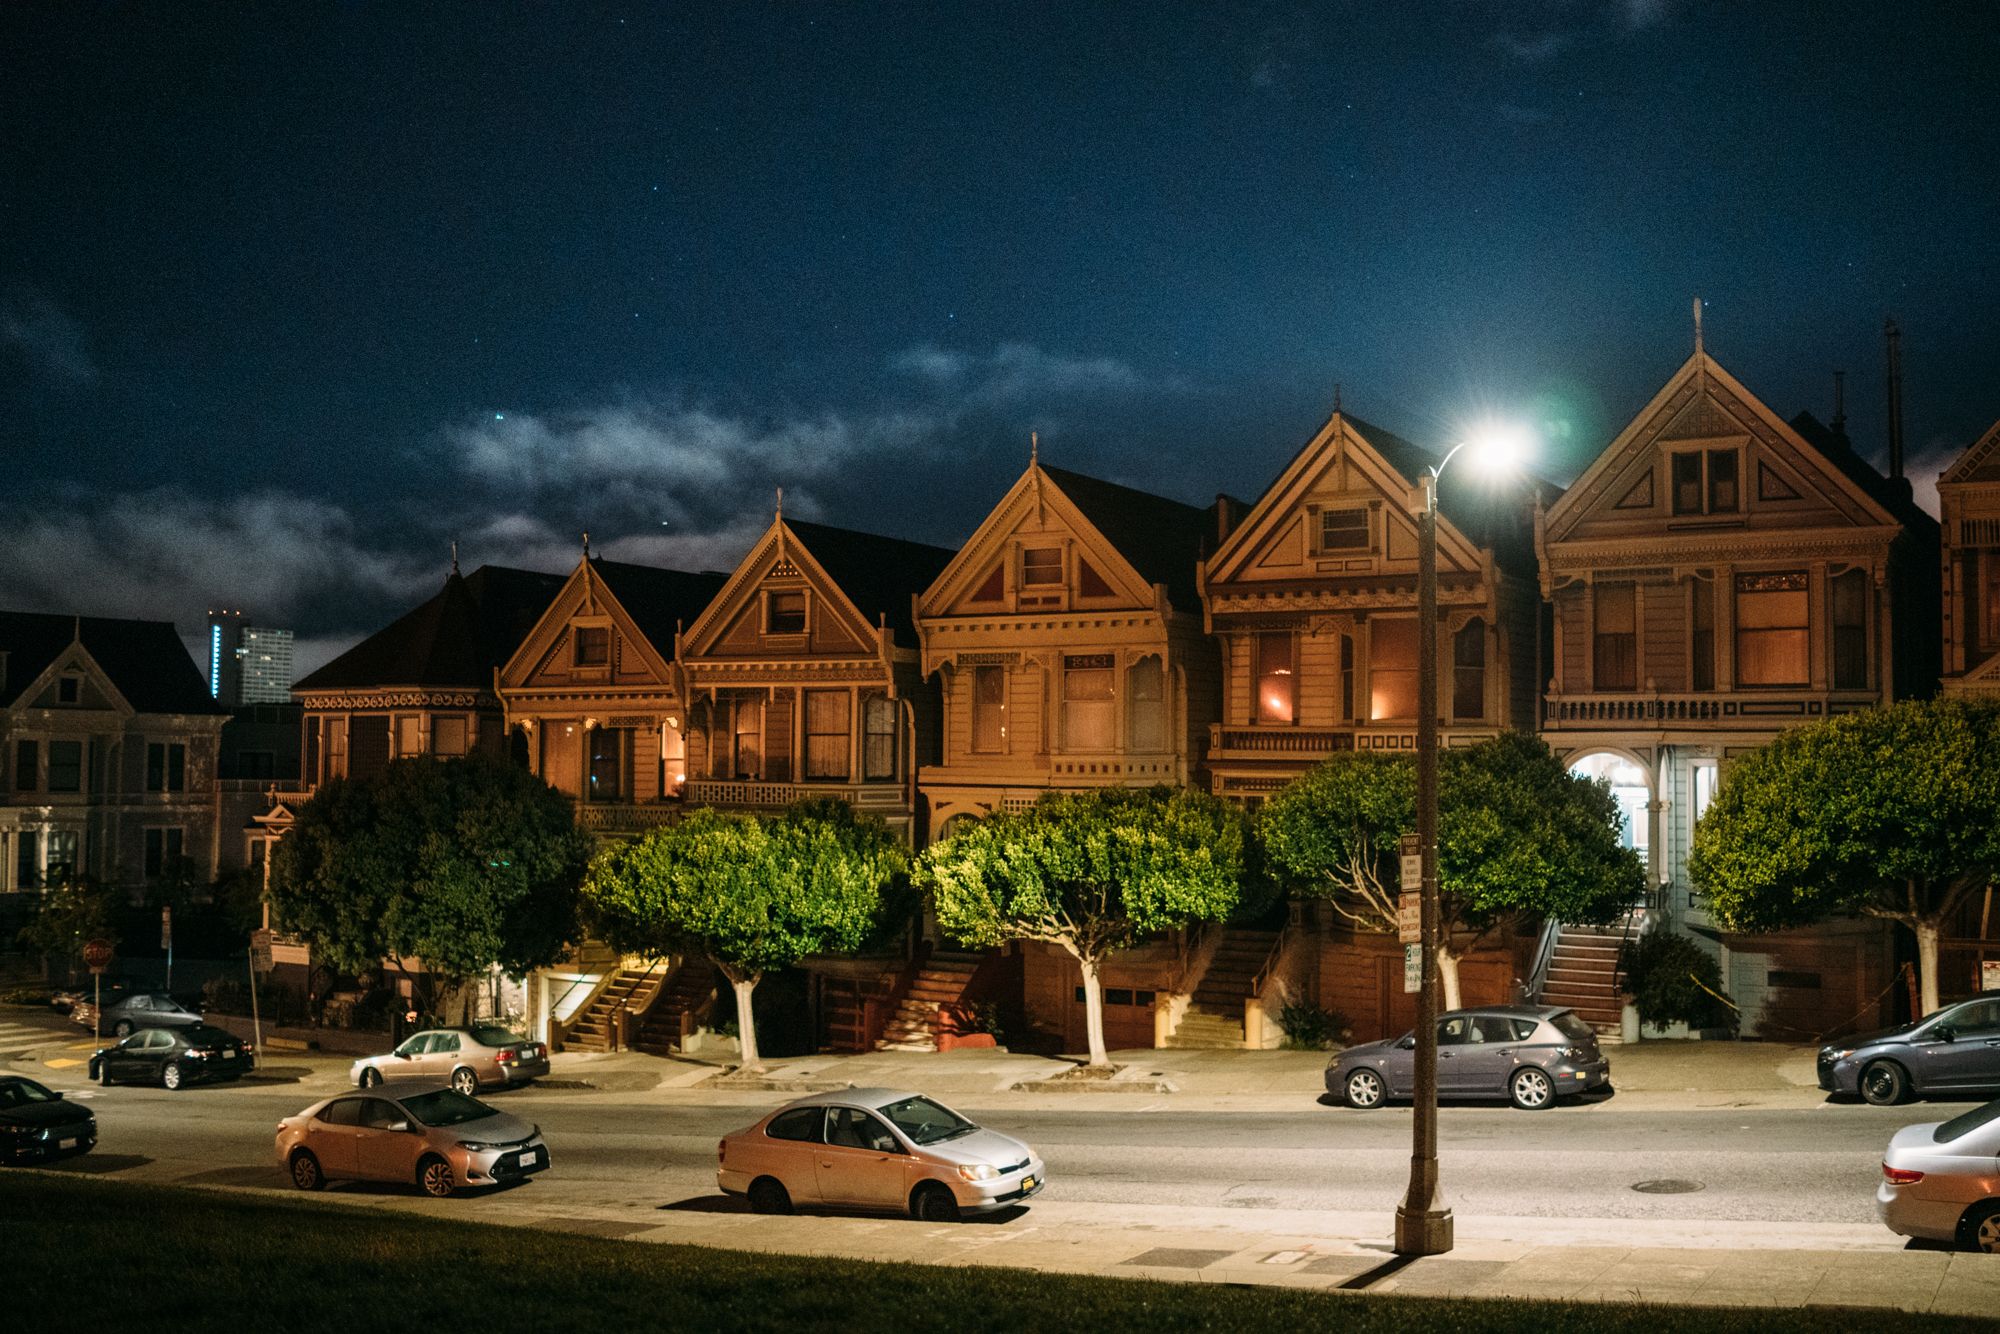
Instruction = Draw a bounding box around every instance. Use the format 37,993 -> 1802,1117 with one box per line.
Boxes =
1438,1051 -> 1453,1059
1496,1050 -> 1513,1058
819,1160 -> 834,1168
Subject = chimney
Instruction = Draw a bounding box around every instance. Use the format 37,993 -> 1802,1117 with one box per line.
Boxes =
1884,318 -> 1905,480
1831,370 -> 1847,442
1215,495 -> 1241,545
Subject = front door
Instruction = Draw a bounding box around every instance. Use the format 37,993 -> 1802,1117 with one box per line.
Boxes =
105,1032 -> 152,1081
815,1106 -> 909,1209
1456,1015 -> 1526,1099
308,1098 -> 365,1174
1434,1015 -> 1481,1094
351,1097 -> 425,1183
427,1031 -> 464,1080
1923,1000 -> 2000,1091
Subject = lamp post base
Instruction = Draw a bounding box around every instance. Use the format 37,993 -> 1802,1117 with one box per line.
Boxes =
1393,1205 -> 1455,1256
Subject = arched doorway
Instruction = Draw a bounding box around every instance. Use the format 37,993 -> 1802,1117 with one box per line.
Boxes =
1567,751 -> 1651,869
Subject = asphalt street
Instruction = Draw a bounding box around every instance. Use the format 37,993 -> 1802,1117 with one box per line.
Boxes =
13,1048 -> 1984,1230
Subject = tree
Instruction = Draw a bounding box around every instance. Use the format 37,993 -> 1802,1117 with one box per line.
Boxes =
17,873 -> 115,985
1690,698 -> 2000,1017
1260,733 -> 1643,1008
270,757 -> 591,1017
916,786 -> 1254,1067
583,801 -> 907,1071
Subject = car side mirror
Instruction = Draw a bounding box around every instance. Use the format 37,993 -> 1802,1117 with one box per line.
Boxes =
51,1091 -> 64,1101
389,1120 -> 412,1133
1398,1036 -> 1417,1050
1936,1025 -> 1956,1044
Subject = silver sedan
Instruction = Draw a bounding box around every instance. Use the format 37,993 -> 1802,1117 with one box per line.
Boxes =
1878,1098 -> 2000,1251
350,1025 -> 550,1095
276,1084 -> 549,1198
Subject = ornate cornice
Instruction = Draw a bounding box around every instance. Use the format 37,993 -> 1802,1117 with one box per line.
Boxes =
296,689 -> 493,710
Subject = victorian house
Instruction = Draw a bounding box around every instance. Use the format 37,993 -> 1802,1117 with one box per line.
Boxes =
1535,328 -> 1938,1038
0,612 -> 228,898
495,555 -> 726,838
1939,419 -> 2000,699
1195,407 -> 1544,1042
677,514 -> 953,844
913,459 -> 1228,1052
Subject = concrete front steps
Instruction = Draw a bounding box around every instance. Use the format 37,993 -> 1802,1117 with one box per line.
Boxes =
1165,927 -> 1280,1050
634,958 -> 719,1057
563,965 -> 666,1053
1540,922 -> 1631,1039
876,952 -> 984,1052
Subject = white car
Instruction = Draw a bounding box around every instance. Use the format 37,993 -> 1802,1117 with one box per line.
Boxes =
717,1088 -> 1045,1222
1877,1097 -> 2000,1251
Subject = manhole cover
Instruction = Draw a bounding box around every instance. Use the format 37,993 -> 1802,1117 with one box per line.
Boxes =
1630,1179 -> 1706,1194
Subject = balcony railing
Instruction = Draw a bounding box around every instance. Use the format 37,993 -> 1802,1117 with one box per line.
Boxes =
683,780 -> 909,810
1542,689 -> 1880,727
575,802 -> 686,835
1207,726 -> 1357,761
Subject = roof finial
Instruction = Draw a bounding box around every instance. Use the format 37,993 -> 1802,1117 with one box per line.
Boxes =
1030,430 -> 1038,467
1692,296 -> 1704,354
776,486 -> 784,522
449,539 -> 460,576
1333,382 -> 1343,414
582,530 -> 590,558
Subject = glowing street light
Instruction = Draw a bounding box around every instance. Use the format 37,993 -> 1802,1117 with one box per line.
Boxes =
1394,423 -> 1529,1259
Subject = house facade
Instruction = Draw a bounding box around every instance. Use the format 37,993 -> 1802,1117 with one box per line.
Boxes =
677,516 -> 953,844
1535,338 -> 1939,1037
496,556 -> 725,839
0,612 -> 229,898
1939,419 -> 2000,700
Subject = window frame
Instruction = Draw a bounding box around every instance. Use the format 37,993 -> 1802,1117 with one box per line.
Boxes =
1255,632 -> 1296,725
1317,507 -> 1369,552
765,590 -> 808,636
1020,546 -> 1063,587
1734,570 -> 1811,689
804,689 -> 853,782
1669,448 -> 1743,517
1060,654 -> 1117,753
1451,619 -> 1486,721
571,624 -> 611,668
1367,618 -> 1419,722
970,665 -> 1006,754
1831,567 -> 1870,690
146,741 -> 187,793
862,695 -> 897,782
1592,583 -> 1638,692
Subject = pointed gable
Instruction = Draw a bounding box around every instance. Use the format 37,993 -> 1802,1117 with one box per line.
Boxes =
500,558 -> 723,690
0,611 -> 219,714
1943,419 -> 2000,487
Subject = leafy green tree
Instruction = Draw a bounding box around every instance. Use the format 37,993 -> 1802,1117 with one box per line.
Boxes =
916,787 -> 1253,1067
1260,733 -> 1642,1008
1690,699 -> 2000,1017
17,873 -> 115,985
270,757 -> 591,1018
584,801 -> 908,1071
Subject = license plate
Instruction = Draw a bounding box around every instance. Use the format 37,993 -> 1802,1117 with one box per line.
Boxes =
1020,1175 -> 1036,1191
518,1150 -> 536,1167
225,1048 -> 238,1058
58,1138 -> 77,1150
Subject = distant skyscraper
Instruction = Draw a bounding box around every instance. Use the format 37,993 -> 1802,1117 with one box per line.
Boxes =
209,611 -> 295,705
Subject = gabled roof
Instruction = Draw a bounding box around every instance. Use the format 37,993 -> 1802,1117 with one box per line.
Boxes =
1941,418 -> 2000,488
1788,412 -> 1938,538
295,565 -> 566,693
589,560 -> 729,650
1039,466 -> 1215,608
779,520 -> 955,642
0,611 -> 222,714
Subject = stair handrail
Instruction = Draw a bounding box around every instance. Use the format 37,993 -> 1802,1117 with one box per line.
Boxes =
545,971 -> 597,1048
1526,918 -> 1562,1003
609,956 -> 670,1048
863,940 -> 931,1050
1249,923 -> 1293,1001
1611,900 -> 1650,997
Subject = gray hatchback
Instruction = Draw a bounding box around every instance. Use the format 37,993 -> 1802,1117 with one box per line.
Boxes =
1326,1005 -> 1611,1110
1818,993 -> 2000,1106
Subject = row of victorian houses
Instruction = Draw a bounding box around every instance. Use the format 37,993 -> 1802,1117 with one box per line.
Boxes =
7,328 -> 1998,1052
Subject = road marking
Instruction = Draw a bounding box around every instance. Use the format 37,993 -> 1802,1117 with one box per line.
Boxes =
45,1058 -> 82,1069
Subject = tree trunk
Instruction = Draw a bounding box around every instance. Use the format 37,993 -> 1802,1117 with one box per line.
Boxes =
1914,918 -> 1941,1019
1436,943 -> 1463,1012
1079,958 -> 1110,1068
730,973 -> 763,1072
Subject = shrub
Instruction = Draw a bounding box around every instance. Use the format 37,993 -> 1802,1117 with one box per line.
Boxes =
1619,929 -> 1737,1032
1277,1000 -> 1352,1050
0,987 -> 53,1007
202,977 -> 249,1015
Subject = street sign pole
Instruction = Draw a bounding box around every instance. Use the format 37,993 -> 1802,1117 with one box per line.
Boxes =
162,906 -> 173,992
247,946 -> 263,1069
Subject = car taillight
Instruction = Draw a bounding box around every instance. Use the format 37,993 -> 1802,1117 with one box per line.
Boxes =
534,1044 -> 546,1059
495,1049 -> 516,1063
1882,1163 -> 1924,1185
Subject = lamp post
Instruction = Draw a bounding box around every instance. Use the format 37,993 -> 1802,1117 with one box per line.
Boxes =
1394,427 -> 1525,1259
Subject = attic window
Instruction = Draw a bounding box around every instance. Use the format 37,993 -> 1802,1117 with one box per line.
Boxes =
767,591 -> 807,635
1319,508 -> 1369,551
1671,449 -> 1739,516
1021,547 -> 1062,586
1078,559 -> 1114,599
573,626 -> 610,667
57,676 -> 80,705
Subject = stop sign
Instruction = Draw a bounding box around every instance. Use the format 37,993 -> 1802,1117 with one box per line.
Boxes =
82,938 -> 114,974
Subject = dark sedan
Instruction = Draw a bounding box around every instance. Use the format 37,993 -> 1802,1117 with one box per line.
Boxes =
89,1024 -> 252,1090
0,1075 -> 96,1164
1819,993 -> 2000,1106
75,992 -> 203,1037
1326,1005 -> 1611,1110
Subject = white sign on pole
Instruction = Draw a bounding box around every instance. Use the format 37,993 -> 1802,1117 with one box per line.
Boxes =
1399,854 -> 1423,891
1398,895 -> 1422,944
1403,943 -> 1423,994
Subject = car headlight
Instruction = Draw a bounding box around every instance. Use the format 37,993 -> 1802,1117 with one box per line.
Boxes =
1825,1048 -> 1853,1062
456,1139 -> 509,1151
0,1124 -> 34,1137
956,1163 -> 999,1182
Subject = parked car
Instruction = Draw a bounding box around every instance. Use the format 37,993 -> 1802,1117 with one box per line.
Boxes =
74,992 -> 203,1037
1877,1097 -> 2000,1252
1325,1005 -> 1611,1111
51,978 -> 134,1015
88,1024 -> 252,1089
1819,993 -> 2000,1106
0,1074 -> 96,1164
717,1088 -> 1045,1222
349,1025 -> 550,1096
276,1084 -> 548,1197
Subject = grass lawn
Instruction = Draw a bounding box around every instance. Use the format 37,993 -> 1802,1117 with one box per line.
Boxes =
6,1173 -> 1986,1333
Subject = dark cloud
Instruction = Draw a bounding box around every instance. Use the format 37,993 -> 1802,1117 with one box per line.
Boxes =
1,290 -> 96,382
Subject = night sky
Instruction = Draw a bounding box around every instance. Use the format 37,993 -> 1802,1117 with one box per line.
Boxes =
4,3 -> 1997,675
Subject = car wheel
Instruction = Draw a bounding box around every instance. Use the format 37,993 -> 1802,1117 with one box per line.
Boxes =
288,1149 -> 325,1191
912,1182 -> 961,1223
1509,1066 -> 1555,1110
747,1177 -> 792,1215
1860,1060 -> 1908,1107
360,1068 -> 382,1089
449,1066 -> 479,1097
1343,1068 -> 1386,1110
1958,1201 -> 2000,1254
162,1062 -> 184,1091
113,1021 -> 133,1038
417,1155 -> 456,1198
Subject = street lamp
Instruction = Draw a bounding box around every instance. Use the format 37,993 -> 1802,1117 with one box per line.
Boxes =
1394,423 -> 1527,1259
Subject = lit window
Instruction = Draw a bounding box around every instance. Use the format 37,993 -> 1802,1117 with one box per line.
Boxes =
1127,657 -> 1166,752
1368,620 -> 1418,721
971,666 -> 1005,753
1735,571 -> 1809,687
1692,761 -> 1719,825
395,715 -> 423,758
805,690 -> 851,781
1256,633 -> 1295,724
1063,655 -> 1116,751
863,696 -> 897,781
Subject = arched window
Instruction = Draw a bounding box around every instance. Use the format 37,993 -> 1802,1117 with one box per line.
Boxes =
1128,657 -> 1166,752
1453,620 -> 1486,720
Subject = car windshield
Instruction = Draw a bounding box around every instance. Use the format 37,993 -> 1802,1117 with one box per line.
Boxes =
471,1026 -> 521,1048
878,1096 -> 976,1146
0,1080 -> 56,1108
1933,1099 -> 2000,1144
1551,1012 -> 1596,1042
399,1089 -> 499,1128
185,1025 -> 237,1047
